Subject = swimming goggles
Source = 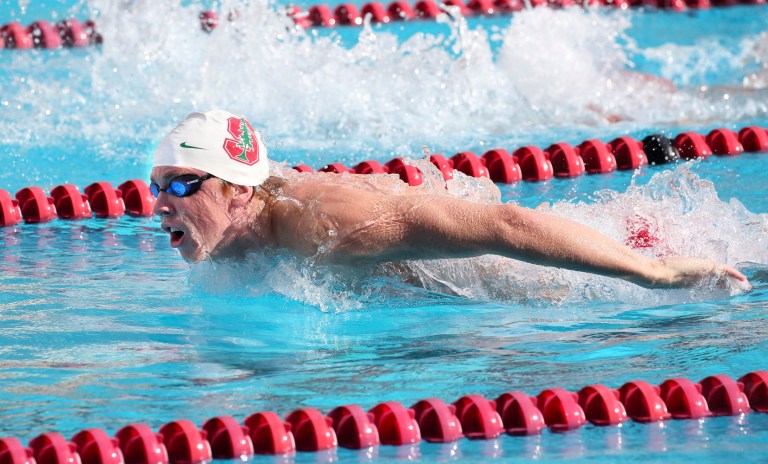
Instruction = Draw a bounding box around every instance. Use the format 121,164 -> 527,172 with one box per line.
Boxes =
150,173 -> 215,198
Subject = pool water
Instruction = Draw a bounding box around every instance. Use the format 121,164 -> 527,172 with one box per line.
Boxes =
1,0 -> 768,462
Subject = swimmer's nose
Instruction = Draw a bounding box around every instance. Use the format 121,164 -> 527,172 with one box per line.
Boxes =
153,193 -> 175,217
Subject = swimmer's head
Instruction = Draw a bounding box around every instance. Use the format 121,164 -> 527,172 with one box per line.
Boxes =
153,109 -> 269,186
151,110 -> 273,263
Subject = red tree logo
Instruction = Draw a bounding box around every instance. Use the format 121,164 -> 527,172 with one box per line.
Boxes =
223,117 -> 260,165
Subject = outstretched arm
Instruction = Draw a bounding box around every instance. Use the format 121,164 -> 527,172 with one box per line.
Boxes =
330,193 -> 746,289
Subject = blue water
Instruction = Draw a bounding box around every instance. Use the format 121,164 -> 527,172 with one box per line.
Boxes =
1,0 -> 768,462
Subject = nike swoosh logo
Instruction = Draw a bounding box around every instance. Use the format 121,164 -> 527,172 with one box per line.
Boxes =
180,142 -> 205,150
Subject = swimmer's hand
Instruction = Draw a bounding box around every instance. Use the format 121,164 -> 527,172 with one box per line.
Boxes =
641,257 -> 750,289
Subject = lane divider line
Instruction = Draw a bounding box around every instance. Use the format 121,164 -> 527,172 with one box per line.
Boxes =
1,126 -> 765,228
0,371 -> 764,461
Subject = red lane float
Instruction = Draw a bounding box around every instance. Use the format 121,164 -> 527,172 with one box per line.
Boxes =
577,385 -> 628,426
415,0 -> 442,17
291,164 -> 314,173
443,0 -> 471,15
352,160 -> 388,174
658,378 -> 711,419
56,19 -> 89,47
362,2 -> 391,22
608,136 -> 648,170
326,405 -> 380,449
0,437 -> 36,464
452,395 -> 504,439
577,139 -> 617,174
673,131 -> 712,160
28,433 -> 79,464
496,0 -> 526,11
738,126 -> 768,152
514,146 -> 554,181
114,424 -> 168,464
284,408 -> 337,452
116,180 -> 155,217
242,412 -> 295,455
385,158 -> 424,186
70,429 -> 123,464
706,128 -> 744,156
15,187 -> 57,224
388,1 -> 417,20
482,149 -> 521,183
698,374 -> 750,416
335,3 -> 362,25
368,401 -> 421,446
536,388 -> 587,432
428,154 -> 454,181
28,21 -> 61,49
0,189 -> 22,227
157,420 -> 212,464
494,391 -> 546,436
309,5 -> 336,26
319,162 -> 350,174
84,182 -> 125,219
618,380 -> 671,423
469,0 -> 497,14
1,23 -> 33,49
451,152 -> 488,178
737,371 -> 768,413
201,416 -> 254,460
410,398 -> 463,443
544,142 -> 585,178
50,185 -> 92,220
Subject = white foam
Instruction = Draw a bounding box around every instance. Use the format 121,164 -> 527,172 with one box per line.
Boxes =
2,3 -> 766,155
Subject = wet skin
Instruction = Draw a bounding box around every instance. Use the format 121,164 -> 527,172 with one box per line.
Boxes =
150,166 -> 749,290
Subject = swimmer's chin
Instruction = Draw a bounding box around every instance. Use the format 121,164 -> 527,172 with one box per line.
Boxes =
176,244 -> 216,264
178,251 -> 207,264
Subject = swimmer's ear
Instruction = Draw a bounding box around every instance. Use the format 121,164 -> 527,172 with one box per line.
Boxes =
227,183 -> 253,207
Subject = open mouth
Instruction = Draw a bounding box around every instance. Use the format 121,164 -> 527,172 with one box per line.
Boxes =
170,230 -> 185,248
163,225 -> 186,248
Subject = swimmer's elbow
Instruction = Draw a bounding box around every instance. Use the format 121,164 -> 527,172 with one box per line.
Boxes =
491,204 -> 548,260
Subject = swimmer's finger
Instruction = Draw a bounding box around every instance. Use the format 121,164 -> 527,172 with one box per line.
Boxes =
721,264 -> 747,282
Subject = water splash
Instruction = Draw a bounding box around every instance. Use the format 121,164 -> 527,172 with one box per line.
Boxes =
187,160 -> 762,311
2,2 -> 766,160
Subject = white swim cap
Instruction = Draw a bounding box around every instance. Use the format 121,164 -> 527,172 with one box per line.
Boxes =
154,109 -> 269,186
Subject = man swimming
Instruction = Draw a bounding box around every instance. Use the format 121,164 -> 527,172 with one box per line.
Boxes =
150,110 -> 747,289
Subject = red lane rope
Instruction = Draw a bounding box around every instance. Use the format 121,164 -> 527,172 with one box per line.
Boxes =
300,125 -> 768,186
0,371 -> 765,461
2,0 -> 762,52
0,18 -> 101,50
1,125 -> 766,228
202,0 -> 767,30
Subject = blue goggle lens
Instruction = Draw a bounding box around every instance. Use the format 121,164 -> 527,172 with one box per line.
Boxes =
150,174 -> 214,198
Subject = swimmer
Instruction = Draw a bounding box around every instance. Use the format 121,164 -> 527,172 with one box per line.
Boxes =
150,110 -> 748,289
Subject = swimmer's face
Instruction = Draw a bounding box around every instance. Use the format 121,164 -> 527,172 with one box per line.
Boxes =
150,166 -> 234,263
